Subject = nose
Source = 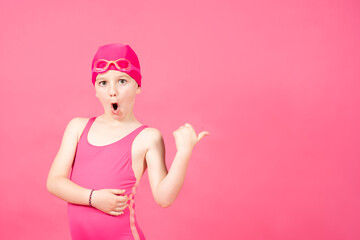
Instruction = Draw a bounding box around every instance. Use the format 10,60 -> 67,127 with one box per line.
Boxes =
109,83 -> 117,97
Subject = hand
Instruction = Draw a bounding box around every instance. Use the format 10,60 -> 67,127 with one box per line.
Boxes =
173,123 -> 210,152
90,189 -> 129,216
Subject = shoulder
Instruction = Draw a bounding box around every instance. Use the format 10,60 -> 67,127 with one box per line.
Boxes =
65,117 -> 92,141
142,127 -> 163,140
66,117 -> 90,130
139,127 -> 164,148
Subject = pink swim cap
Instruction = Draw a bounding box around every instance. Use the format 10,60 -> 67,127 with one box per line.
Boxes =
91,43 -> 142,87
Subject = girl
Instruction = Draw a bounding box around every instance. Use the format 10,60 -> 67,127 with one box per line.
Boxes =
46,43 -> 209,240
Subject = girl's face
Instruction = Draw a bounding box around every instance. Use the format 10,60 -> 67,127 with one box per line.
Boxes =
94,70 -> 141,118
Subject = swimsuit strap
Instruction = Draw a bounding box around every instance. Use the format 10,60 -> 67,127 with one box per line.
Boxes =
78,117 -> 96,143
79,117 -> 149,145
126,125 -> 149,139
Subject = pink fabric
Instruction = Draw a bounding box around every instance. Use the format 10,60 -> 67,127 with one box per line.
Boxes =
91,43 -> 142,87
68,117 -> 148,240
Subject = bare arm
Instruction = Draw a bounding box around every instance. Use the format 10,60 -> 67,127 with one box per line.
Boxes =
46,118 -> 128,216
146,123 -> 209,208
46,117 -> 92,205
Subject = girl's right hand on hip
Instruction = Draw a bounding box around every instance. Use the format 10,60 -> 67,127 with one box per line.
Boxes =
90,189 -> 129,216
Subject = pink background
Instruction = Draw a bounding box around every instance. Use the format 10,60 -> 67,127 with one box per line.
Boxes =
0,0 -> 359,239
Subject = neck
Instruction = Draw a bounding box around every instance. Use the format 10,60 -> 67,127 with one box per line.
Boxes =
99,109 -> 138,126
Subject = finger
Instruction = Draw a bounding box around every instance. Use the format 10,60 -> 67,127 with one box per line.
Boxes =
116,201 -> 128,207
111,189 -> 126,195
116,204 -> 129,210
185,123 -> 193,128
109,211 -> 124,216
117,195 -> 129,203
197,131 -> 210,142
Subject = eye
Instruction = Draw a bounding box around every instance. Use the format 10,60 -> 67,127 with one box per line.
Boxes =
99,81 -> 107,86
119,79 -> 127,84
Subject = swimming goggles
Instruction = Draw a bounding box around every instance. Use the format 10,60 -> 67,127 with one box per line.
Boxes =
92,58 -> 133,73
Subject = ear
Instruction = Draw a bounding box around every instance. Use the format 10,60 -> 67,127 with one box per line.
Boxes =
136,86 -> 141,94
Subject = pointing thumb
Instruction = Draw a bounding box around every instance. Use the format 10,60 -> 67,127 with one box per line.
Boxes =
198,131 -> 210,142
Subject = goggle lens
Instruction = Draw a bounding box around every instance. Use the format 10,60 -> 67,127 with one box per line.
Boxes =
93,58 -> 131,72
116,59 -> 130,69
95,60 -> 108,70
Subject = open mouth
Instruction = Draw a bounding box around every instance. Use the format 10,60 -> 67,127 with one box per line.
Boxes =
112,103 -> 118,110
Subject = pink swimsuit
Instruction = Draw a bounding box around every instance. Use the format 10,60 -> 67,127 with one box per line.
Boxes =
68,117 -> 148,240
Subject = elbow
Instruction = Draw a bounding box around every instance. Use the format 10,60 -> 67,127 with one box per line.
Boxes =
159,202 -> 172,208
156,198 -> 174,208
154,185 -> 176,208
46,177 -> 53,193
46,175 -> 59,194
